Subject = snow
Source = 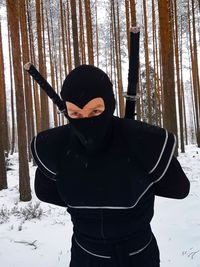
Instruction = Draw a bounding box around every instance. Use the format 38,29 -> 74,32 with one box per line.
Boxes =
151,145 -> 200,267
0,145 -> 200,267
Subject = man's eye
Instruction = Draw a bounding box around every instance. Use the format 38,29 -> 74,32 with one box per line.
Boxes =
92,109 -> 101,114
69,111 -> 81,118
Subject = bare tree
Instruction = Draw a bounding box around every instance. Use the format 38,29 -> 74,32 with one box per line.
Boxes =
95,0 -> 99,67
66,0 -> 73,72
7,0 -> 31,201
174,0 -> 185,152
152,0 -> 161,126
143,0 -> 152,124
191,0 -> 200,146
71,0 -> 80,67
130,0 -> 136,26
112,0 -> 124,117
79,0 -> 86,64
19,0 -> 35,160
46,6 -> 58,127
36,0 -> 49,131
84,0 -> 94,65
0,21 -> 7,190
60,0 -> 67,74
158,0 -> 178,138
7,21 -> 15,154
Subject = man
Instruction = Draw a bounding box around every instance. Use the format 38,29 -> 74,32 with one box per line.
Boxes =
31,64 -> 190,267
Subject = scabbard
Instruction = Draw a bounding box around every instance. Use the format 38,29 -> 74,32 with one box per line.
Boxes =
125,27 -> 140,119
24,62 -> 66,114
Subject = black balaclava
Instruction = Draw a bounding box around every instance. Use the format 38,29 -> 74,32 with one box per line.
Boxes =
61,64 -> 116,154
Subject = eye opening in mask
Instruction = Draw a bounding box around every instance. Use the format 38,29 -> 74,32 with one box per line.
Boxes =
66,97 -> 105,119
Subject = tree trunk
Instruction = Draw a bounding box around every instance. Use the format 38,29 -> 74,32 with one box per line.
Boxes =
125,0 -> 130,55
158,0 -> 178,138
66,0 -> 73,72
130,0 -> 136,26
152,0 -> 160,126
112,0 -> 124,117
79,0 -> 86,64
6,0 -> 31,201
95,0 -> 99,67
71,0 -> 80,67
143,0 -> 152,124
60,0 -> 67,74
48,2 -> 61,126
27,1 -> 41,133
0,23 -> 9,153
174,0 -> 185,152
84,0 -> 94,65
180,16 -> 188,145
188,0 -> 200,146
191,0 -> 200,146
0,21 -> 8,190
36,0 -> 49,131
46,7 -> 58,127
19,0 -> 35,161
7,22 -> 15,154
110,12 -> 118,116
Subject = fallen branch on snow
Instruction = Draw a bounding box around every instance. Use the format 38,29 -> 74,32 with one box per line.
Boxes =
14,240 -> 37,249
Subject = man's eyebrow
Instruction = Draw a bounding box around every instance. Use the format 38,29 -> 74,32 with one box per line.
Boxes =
67,108 -> 81,112
88,104 -> 105,109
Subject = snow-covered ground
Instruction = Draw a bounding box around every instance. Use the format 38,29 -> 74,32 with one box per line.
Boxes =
0,145 -> 199,267
152,145 -> 200,267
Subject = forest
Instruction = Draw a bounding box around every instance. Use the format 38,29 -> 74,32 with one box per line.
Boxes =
0,0 -> 199,201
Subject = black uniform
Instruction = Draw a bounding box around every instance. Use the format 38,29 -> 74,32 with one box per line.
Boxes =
31,65 -> 190,267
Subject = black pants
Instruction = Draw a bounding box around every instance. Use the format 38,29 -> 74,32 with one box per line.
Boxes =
69,234 -> 160,267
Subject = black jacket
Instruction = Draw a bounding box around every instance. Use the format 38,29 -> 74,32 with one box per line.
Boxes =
31,117 -> 190,265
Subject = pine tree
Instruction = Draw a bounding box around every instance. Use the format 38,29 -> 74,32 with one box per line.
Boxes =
7,0 -> 31,201
158,0 -> 178,138
71,0 -> 80,67
0,21 -> 7,190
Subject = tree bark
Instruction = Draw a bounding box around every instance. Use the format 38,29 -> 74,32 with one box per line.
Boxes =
7,22 -> 15,154
66,0 -> 73,72
84,0 -> 94,65
19,0 -> 35,161
191,0 -> 200,146
125,0 -> 130,55
188,0 -> 200,146
158,0 -> 178,138
36,0 -> 49,131
143,0 -> 152,124
71,0 -> 80,67
0,21 -> 8,190
112,0 -> 124,117
95,0 -> 99,67
60,0 -> 67,74
6,0 -> 31,201
0,21 -> 9,152
130,0 -> 136,26
79,0 -> 86,64
174,0 -> 185,152
27,1 -> 41,133
46,7 -> 58,127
